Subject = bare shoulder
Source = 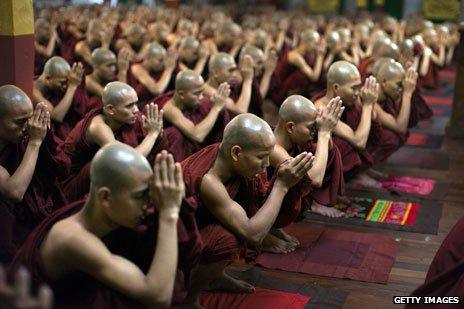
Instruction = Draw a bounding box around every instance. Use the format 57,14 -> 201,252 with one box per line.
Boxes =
200,172 -> 228,200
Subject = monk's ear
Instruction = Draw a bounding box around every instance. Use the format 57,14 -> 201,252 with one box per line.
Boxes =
286,121 -> 295,134
231,145 -> 242,161
332,83 -> 339,94
178,90 -> 185,99
96,187 -> 111,208
104,104 -> 116,116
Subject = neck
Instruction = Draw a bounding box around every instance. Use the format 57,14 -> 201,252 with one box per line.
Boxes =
102,113 -> 123,131
210,153 -> 235,183
172,93 -> 186,111
295,45 -> 307,54
206,77 -> 220,88
75,194 -> 119,238
321,89 -> 335,105
90,71 -> 106,86
274,123 -> 294,151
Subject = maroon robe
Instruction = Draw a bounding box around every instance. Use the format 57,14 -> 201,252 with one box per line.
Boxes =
34,44 -> 60,76
0,130 -> 69,265
407,87 -> 433,128
358,56 -> 375,81
127,64 -> 164,109
408,215 -> 464,306
229,77 -> 264,117
61,108 -> 147,202
419,46 -> 441,90
57,24 -> 81,64
152,91 -> 231,162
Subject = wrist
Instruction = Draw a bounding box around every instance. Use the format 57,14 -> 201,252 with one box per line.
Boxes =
28,139 -> 43,148
68,84 -> 79,91
158,209 -> 180,222
274,179 -> 290,193
318,131 -> 331,139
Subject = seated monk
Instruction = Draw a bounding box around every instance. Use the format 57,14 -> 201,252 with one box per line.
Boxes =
336,28 -> 360,66
147,21 -> 171,49
114,24 -> 147,59
313,61 -> 379,185
271,29 -> 326,104
153,70 -> 231,162
0,86 -> 68,265
62,82 -> 163,202
85,48 -> 132,108
9,144 -> 185,308
57,14 -> 87,64
128,43 -> 177,108
270,95 -> 345,223
370,61 -> 417,162
34,19 -> 59,76
74,19 -> 113,74
177,36 -> 210,75
354,23 -> 373,59
407,215 -> 464,303
322,31 -> 344,72
33,57 -> 89,140
204,53 -> 254,115
180,114 -> 314,306
358,37 -> 400,80
418,28 -> 447,89
213,22 -> 244,58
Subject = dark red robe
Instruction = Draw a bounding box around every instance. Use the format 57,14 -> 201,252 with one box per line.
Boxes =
405,87 -> 433,128
34,44 -> 60,76
419,46 -> 441,90
127,64 -> 164,109
152,91 -> 231,162
358,56 -> 375,81
61,108 -> 146,202
229,77 -> 264,117
0,130 -> 69,265
57,24 -> 81,64
408,215 -> 464,306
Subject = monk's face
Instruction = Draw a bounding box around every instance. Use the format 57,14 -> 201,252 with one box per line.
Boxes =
0,103 -> 33,144
382,74 -> 404,100
105,168 -> 153,228
96,58 -> 117,82
179,82 -> 204,109
179,46 -> 199,64
245,54 -> 264,76
108,93 -> 140,125
288,117 -> 316,146
35,23 -> 50,44
88,30 -> 104,49
147,53 -> 165,72
45,71 -> 69,94
233,137 -> 276,179
212,59 -> 237,85
334,77 -> 362,106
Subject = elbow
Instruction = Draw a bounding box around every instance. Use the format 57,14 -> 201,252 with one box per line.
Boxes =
51,114 -> 63,123
189,132 -> 205,144
311,179 -> 323,188
247,235 -> 263,247
142,288 -> 173,308
354,140 -> 367,150
2,189 -> 25,203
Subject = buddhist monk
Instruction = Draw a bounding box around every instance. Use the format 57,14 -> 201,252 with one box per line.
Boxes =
418,28 -> 447,89
62,82 -> 163,202
337,28 -> 360,66
214,22 -> 244,57
114,24 -> 147,58
271,29 -> 326,104
180,114 -> 314,306
370,61 -> 417,162
129,43 -> 177,108
354,23 -> 372,59
177,36 -> 210,75
204,53 -> 254,115
34,19 -> 59,76
153,70 -> 230,162
85,48 -> 132,106
313,61 -> 379,185
358,37 -> 400,80
322,31 -> 343,71
147,21 -> 171,49
0,86 -> 68,265
9,144 -> 184,308
33,57 -> 89,140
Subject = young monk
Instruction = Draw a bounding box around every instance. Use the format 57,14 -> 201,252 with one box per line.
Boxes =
114,24 -> 147,58
128,43 -> 177,108
33,57 -> 89,140
180,113 -> 314,306
153,70 -> 231,162
9,144 -> 184,308
213,22 -> 244,57
34,19 -> 59,76
313,61 -> 379,185
62,82 -> 163,202
418,28 -> 447,89
370,61 -> 418,162
0,86 -> 68,265
204,53 -> 254,115
85,48 -> 132,106
177,36 -> 210,75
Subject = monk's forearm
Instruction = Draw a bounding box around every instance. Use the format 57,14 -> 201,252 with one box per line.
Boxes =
307,132 -> 330,187
446,46 -> 455,65
323,53 -> 334,70
233,78 -> 253,114
259,71 -> 273,98
1,142 -> 41,202
312,55 -> 324,81
45,36 -> 57,57
118,71 -> 128,83
136,131 -> 160,157
51,85 -> 78,123
437,45 -> 446,66
275,31 -> 285,52
145,212 -> 178,307
150,69 -> 174,95
194,57 -> 208,75
191,106 -> 222,143
419,52 -> 431,76
395,92 -> 412,134
353,106 -> 373,149
244,182 -> 288,244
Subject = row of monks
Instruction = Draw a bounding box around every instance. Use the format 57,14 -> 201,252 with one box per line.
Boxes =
1,4 -> 463,307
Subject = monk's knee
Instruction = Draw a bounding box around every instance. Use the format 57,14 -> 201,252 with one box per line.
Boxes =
199,224 -> 242,264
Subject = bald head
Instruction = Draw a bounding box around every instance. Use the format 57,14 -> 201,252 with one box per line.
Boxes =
90,142 -> 151,192
91,48 -> 116,66
35,18 -> 50,29
376,61 -> 405,82
179,36 -> 200,50
327,61 -> 360,87
300,29 -> 320,44
239,45 -> 264,63
145,42 -> 166,58
209,52 -> 235,73
43,56 -> 71,77
0,85 -> 32,117
372,57 -> 396,77
126,24 -> 146,37
220,113 -> 275,156
175,70 -> 204,92
102,82 -> 138,106
279,95 -> 317,123
326,31 -> 340,48
372,37 -> 399,58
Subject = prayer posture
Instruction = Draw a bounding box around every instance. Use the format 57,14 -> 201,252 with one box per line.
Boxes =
33,57 -> 89,140
177,36 -> 210,75
34,19 -> 59,76
10,144 -> 184,308
0,86 -> 68,265
62,82 -> 163,202
180,114 -> 314,306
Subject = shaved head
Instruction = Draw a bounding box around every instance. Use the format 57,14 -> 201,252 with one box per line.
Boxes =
102,82 -> 138,106
220,113 -> 275,155
35,18 -> 50,29
372,37 -> 399,58
300,29 -> 320,44
209,52 -> 235,73
179,36 -> 200,50
126,24 -> 146,37
279,95 -> 317,123
0,85 -> 32,117
327,61 -> 360,87
91,48 -> 116,66
145,42 -> 166,58
90,142 -> 151,192
43,56 -> 71,77
239,44 -> 264,63
175,70 -> 204,92
376,61 -> 405,82
326,31 -> 340,48
371,57 -> 396,77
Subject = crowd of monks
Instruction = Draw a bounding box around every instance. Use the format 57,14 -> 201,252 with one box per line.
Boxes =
1,3 -> 463,307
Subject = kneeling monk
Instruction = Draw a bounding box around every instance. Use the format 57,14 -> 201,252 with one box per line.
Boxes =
62,82 -> 163,202
10,144 -> 184,308
180,113 -> 314,306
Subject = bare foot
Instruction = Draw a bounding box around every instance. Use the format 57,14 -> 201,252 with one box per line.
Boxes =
311,201 -> 345,218
352,172 -> 382,188
271,228 -> 300,247
262,233 -> 296,253
208,272 -> 255,293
